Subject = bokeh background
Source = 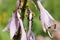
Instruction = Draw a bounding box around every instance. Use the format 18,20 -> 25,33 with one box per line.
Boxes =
0,0 -> 60,40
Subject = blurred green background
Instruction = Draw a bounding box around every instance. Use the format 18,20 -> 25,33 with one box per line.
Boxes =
0,0 -> 60,40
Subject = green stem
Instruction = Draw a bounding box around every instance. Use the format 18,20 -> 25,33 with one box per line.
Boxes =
21,0 -> 27,20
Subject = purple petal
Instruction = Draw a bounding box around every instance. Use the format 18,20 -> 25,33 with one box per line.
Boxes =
17,11 -> 27,40
27,31 -> 35,40
10,13 -> 17,39
37,0 -> 55,38
37,0 -> 55,31
2,23 -> 10,32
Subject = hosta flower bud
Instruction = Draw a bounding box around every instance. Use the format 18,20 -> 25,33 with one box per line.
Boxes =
17,11 -> 27,40
37,0 -> 55,38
